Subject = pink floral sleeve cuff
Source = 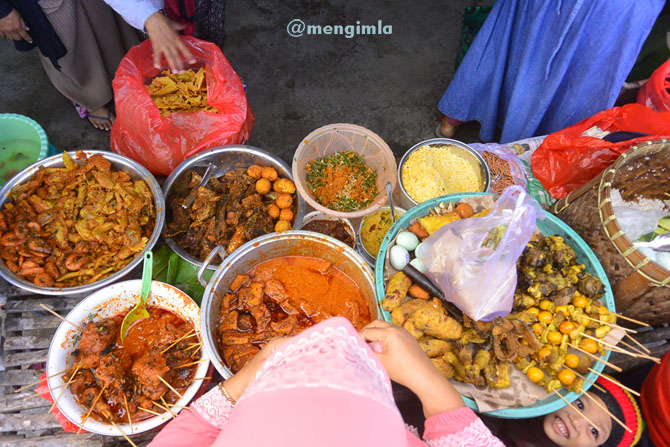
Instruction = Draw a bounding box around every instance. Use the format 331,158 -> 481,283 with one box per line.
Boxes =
424,407 -> 505,447
191,385 -> 234,429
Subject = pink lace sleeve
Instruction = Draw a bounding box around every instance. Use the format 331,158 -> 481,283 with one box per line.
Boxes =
423,407 -> 505,447
190,385 -> 234,428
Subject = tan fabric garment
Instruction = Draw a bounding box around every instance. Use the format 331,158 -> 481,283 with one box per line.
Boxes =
39,0 -> 141,111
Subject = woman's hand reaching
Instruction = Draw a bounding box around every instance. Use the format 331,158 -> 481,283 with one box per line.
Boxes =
360,320 -> 465,417
0,9 -> 32,43
144,11 -> 194,72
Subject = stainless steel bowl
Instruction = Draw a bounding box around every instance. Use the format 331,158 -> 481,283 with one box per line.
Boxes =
398,138 -> 491,207
162,145 -> 306,270
0,151 -> 165,296
199,230 -> 380,379
357,206 -> 407,266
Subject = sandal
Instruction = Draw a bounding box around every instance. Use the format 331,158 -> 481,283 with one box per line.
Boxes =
87,108 -> 115,131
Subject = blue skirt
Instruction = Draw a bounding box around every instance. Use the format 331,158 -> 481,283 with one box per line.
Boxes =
438,0 -> 664,143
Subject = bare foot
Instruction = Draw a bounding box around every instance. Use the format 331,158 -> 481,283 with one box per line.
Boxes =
439,115 -> 458,138
87,106 -> 115,131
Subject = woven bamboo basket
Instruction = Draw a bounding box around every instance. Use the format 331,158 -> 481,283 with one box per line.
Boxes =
551,139 -> 670,325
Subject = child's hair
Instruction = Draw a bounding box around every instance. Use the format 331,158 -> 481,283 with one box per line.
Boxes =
589,375 -> 643,447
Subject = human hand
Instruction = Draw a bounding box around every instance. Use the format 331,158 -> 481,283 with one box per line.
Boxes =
360,320 -> 464,417
0,9 -> 32,43
144,11 -> 194,72
222,336 -> 290,401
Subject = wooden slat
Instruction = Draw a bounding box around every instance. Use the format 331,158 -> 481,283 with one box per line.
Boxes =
0,393 -> 50,413
0,413 -> 62,432
4,336 -> 52,351
0,433 -> 104,447
5,317 -> 62,332
2,350 -> 49,369
0,370 -> 44,387
4,298 -> 81,314
635,326 -> 670,345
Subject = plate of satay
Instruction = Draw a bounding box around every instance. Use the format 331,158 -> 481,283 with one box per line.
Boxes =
46,280 -> 210,438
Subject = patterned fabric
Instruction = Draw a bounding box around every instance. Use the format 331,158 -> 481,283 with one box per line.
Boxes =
191,386 -> 234,429
425,418 -> 505,447
241,324 -> 396,411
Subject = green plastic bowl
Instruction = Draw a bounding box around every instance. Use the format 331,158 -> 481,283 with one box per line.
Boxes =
0,114 -> 49,187
375,192 -> 614,418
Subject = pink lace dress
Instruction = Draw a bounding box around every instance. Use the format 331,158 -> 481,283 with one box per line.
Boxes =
148,317 -> 504,447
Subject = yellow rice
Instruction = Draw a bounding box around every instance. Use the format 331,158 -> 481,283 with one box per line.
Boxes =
401,144 -> 483,203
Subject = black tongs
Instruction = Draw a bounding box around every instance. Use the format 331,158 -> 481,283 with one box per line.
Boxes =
401,264 -> 464,323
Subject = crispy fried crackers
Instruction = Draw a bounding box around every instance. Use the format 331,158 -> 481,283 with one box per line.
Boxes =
147,68 -> 219,117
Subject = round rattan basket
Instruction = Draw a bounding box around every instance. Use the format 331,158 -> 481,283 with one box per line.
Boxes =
551,139 -> 670,325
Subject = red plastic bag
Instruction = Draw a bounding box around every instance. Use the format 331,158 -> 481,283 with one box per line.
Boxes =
638,58 -> 670,113
531,104 -> 670,199
111,37 -> 254,176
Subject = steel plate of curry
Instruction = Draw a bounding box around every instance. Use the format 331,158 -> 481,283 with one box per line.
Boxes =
66,306 -> 199,423
217,256 -> 371,372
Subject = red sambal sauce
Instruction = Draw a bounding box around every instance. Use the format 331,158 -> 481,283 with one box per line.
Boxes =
65,306 -> 199,423
217,256 -> 371,372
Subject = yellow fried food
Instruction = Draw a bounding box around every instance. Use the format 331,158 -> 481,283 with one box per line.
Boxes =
261,167 -> 278,181
418,212 -> 460,235
403,319 -> 424,339
391,298 -> 429,326
247,165 -> 262,179
419,338 -> 453,357
268,204 -> 280,219
409,306 -> 463,340
382,272 -> 412,312
275,220 -> 291,233
408,284 -> 430,299
279,209 -> 293,222
273,178 -> 296,194
147,68 -> 218,117
431,357 -> 455,379
276,193 -> 293,210
256,178 -> 271,195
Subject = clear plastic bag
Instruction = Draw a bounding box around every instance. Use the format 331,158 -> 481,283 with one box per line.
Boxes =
416,186 -> 544,321
469,142 -> 527,191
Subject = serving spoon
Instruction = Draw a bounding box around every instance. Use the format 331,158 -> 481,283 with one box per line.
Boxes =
120,251 -> 152,342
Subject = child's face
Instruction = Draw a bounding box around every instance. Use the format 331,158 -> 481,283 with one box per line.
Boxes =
543,394 -> 612,447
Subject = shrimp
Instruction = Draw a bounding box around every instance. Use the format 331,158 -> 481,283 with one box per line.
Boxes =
0,233 -> 24,247
34,272 -> 54,287
65,254 -> 89,271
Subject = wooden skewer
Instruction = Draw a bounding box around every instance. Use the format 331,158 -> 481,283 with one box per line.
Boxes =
624,333 -> 652,355
581,315 -> 637,333
161,330 -> 196,353
184,343 -> 202,352
580,333 -> 661,362
565,366 -> 606,393
78,385 -> 107,434
552,390 -> 602,432
167,404 -> 190,409
174,358 -> 209,369
14,366 -> 73,393
39,304 -> 83,330
157,375 -> 183,399
49,365 -> 81,413
190,377 -> 212,381
609,312 -> 650,327
152,400 -> 173,418
616,338 -> 660,364
187,344 -> 202,360
568,344 -> 622,373
582,391 -> 632,433
138,406 -> 163,417
587,368 -> 641,397
123,394 -> 133,432
160,396 -> 177,419
107,416 -> 137,447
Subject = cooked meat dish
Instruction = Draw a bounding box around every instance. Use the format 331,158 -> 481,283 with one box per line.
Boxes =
65,307 -> 199,423
218,256 -> 371,372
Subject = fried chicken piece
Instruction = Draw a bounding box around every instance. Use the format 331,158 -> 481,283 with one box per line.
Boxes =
431,357 -> 455,379
403,319 -> 424,340
391,299 -> 429,326
458,328 -> 488,345
444,352 -> 466,381
466,349 -> 490,386
382,272 -> 412,312
419,338 -> 453,358
409,306 -> 463,340
485,358 -> 510,389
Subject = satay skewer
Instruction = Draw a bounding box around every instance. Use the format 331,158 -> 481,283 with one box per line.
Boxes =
587,368 -> 641,397
616,338 -> 660,363
580,315 -> 637,333
190,377 -> 212,381
138,406 -> 162,417
564,366 -> 606,393
157,375 -> 183,399
78,385 -> 107,434
568,344 -> 622,372
14,366 -> 73,393
160,396 -> 178,419
608,312 -> 650,327
39,304 -> 83,330
187,344 -> 202,360
105,413 -> 137,447
123,394 -> 133,432
184,343 -> 202,352
161,330 -> 196,354
174,358 -> 209,369
580,333 -> 660,362
624,333 -> 652,355
49,365 -> 81,413
552,390 -> 602,432
582,391 -> 632,433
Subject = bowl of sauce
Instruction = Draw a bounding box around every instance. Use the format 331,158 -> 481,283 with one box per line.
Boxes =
298,211 -> 356,247
358,206 -> 406,265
